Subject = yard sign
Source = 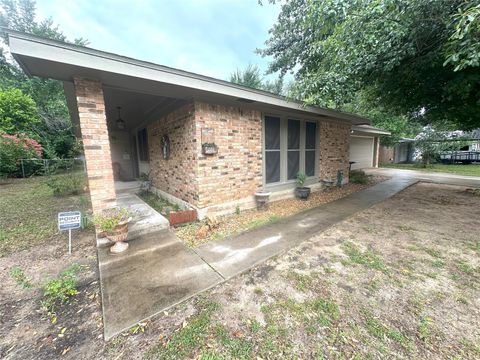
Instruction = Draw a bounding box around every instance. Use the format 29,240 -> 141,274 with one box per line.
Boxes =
58,211 -> 81,254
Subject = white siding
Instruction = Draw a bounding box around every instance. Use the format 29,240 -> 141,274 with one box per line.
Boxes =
350,136 -> 374,170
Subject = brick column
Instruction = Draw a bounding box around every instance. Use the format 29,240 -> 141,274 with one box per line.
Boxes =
73,77 -> 116,214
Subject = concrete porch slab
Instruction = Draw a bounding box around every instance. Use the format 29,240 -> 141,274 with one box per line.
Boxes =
98,230 -> 223,339
97,183 -> 170,247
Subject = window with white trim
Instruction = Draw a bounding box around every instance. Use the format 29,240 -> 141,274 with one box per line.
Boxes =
264,116 -> 318,185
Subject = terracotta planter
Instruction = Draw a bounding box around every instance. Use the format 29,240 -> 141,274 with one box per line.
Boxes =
169,209 -> 197,226
106,217 -> 132,254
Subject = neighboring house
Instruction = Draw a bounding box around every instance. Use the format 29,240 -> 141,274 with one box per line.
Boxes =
8,31 -> 389,220
379,139 -> 415,164
349,125 -> 391,170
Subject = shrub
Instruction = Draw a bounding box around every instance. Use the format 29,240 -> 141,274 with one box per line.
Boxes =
10,266 -> 33,289
46,172 -> 87,196
349,170 -> 369,184
296,172 -> 306,187
41,263 -> 81,312
0,133 -> 42,177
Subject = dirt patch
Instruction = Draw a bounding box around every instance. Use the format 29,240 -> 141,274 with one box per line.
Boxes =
1,182 -> 479,359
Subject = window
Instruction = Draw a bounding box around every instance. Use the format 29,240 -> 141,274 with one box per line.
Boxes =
305,122 -> 317,176
137,128 -> 149,161
265,116 -> 281,183
287,119 -> 300,180
264,116 -> 318,185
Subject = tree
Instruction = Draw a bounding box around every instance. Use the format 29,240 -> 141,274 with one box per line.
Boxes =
259,0 -> 480,130
229,64 -> 286,95
0,0 -> 88,158
0,88 -> 39,135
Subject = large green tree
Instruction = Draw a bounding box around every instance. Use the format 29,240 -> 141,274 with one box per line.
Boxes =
229,64 -> 286,95
0,0 -> 88,158
260,0 -> 480,131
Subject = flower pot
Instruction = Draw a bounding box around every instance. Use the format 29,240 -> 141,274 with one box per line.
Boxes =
255,191 -> 271,210
296,186 -> 311,200
106,217 -> 132,254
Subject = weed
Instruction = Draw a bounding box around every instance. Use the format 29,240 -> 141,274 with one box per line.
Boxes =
423,247 -> 442,259
41,263 -> 81,313
365,279 -> 380,292
249,318 -> 261,333
235,206 -> 241,215
10,266 -> 32,288
418,316 -> 432,342
456,260 -> 475,274
397,224 -> 416,232
362,309 -> 409,347
286,270 -> 318,292
253,287 -> 263,296
342,241 -> 387,272
431,259 -> 445,268
129,322 -> 147,335
215,324 -> 252,358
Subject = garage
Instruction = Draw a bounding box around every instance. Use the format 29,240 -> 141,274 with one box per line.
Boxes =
350,136 -> 375,170
350,125 -> 391,170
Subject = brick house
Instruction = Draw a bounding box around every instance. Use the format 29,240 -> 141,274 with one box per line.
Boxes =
8,31 -> 385,219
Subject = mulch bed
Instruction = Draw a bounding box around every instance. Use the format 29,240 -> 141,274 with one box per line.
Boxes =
175,175 -> 388,247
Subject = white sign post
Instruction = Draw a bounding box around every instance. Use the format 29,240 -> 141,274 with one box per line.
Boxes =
58,211 -> 81,254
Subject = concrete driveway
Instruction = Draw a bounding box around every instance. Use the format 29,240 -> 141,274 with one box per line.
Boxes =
365,167 -> 480,188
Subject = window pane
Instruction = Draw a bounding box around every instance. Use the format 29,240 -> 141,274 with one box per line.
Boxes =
306,122 -> 317,149
288,119 -> 300,149
287,151 -> 300,180
305,150 -> 315,177
266,151 -> 280,183
265,116 -> 280,150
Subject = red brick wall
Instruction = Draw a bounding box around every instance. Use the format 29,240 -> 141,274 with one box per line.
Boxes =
148,102 -> 198,204
319,120 -> 351,183
194,102 -> 263,208
73,77 -> 116,214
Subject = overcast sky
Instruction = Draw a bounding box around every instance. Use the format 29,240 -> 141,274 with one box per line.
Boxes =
35,0 -> 282,81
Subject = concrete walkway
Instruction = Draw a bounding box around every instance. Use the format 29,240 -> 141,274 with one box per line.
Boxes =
99,176 -> 416,339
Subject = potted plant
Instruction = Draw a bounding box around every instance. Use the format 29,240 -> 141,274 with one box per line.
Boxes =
254,189 -> 271,210
202,142 -> 218,155
138,172 -> 151,191
93,207 -> 132,254
295,172 -> 311,200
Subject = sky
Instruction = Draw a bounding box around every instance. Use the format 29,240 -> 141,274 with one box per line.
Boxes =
35,0 -> 282,82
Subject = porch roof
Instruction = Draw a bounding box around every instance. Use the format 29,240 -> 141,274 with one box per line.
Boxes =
6,30 -> 371,125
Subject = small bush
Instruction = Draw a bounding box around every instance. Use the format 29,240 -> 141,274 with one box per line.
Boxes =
46,172 -> 87,196
349,170 -> 369,184
0,133 -> 42,177
41,263 -> 81,312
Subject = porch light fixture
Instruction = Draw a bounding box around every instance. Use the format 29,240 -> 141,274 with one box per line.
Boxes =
116,106 -> 125,130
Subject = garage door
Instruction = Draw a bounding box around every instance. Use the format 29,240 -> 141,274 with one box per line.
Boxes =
350,136 -> 374,170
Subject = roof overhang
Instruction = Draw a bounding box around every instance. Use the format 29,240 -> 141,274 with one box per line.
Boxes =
5,30 -> 372,125
351,125 -> 391,136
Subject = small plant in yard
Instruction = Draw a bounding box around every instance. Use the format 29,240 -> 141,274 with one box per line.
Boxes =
349,170 -> 369,184
10,266 -> 32,288
46,172 -> 87,196
235,205 -> 241,215
41,263 -> 81,313
295,172 -> 311,200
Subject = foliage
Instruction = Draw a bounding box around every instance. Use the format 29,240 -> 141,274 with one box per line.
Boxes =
444,3 -> 480,71
260,0 -> 480,130
137,190 -> 179,216
138,171 -> 150,181
349,170 -> 369,184
0,132 -> 42,176
93,207 -> 131,233
0,88 -> 39,135
45,172 -> 87,196
10,265 -> 32,288
296,172 -> 306,187
41,263 -> 81,312
0,0 -> 89,158
229,63 -> 286,95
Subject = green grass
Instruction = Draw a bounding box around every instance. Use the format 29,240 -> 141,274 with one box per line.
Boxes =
342,241 -> 387,272
381,163 -> 480,177
10,266 -> 33,288
0,177 -> 92,257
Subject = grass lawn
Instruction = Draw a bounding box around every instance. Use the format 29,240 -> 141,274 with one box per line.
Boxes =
381,163 -> 480,177
0,176 -> 92,256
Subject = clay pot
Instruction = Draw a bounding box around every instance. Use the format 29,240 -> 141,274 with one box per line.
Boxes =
106,217 -> 132,254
